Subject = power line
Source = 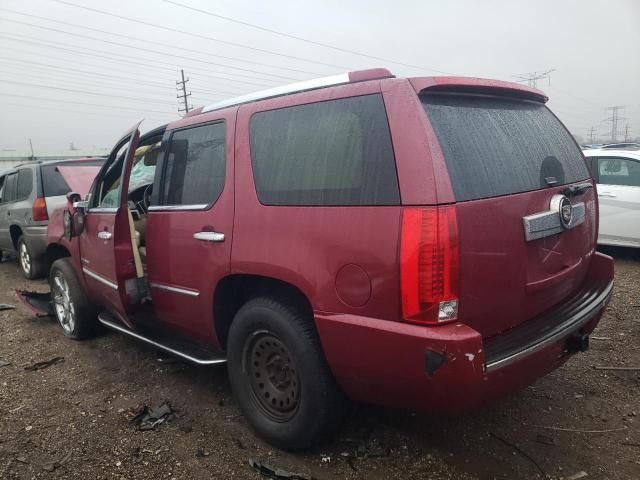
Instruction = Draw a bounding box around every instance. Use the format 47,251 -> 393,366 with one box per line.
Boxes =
2,60 -> 248,98
0,50 -> 275,89
0,17 -> 302,82
0,6 -> 325,77
163,0 -> 455,75
0,78 -> 178,106
0,33 -> 279,86
0,92 -> 175,115
514,69 -> 555,88
50,0 -> 353,71
2,101 -> 171,123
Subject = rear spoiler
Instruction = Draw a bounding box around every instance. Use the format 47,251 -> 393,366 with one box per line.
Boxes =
410,76 -> 548,103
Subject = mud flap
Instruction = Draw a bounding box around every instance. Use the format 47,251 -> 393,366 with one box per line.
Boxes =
15,289 -> 54,317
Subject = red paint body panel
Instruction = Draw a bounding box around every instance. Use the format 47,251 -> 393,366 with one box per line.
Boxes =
316,252 -> 611,412
145,110 -> 236,343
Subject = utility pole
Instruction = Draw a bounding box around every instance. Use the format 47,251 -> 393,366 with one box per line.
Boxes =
514,69 -> 555,88
624,124 -> 630,142
587,126 -> 597,144
176,69 -> 192,116
604,106 -> 626,142
28,138 -> 35,160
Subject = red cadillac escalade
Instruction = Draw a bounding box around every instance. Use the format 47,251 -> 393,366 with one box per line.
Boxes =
25,69 -> 614,450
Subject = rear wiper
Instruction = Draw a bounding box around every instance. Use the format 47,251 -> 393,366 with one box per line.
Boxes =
562,182 -> 593,197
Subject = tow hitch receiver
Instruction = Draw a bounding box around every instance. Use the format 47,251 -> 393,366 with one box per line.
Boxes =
566,333 -> 590,353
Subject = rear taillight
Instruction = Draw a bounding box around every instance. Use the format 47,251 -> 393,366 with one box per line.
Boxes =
32,197 -> 48,221
400,206 -> 459,325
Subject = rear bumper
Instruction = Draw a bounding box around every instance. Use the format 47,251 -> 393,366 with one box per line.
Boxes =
316,252 -> 614,413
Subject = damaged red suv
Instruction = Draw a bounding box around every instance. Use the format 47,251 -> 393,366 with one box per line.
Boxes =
29,69 -> 613,450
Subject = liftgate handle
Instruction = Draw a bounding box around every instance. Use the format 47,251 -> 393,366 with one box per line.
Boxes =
97,231 -> 112,240
193,231 -> 225,243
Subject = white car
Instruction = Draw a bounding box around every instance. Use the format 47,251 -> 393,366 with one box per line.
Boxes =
583,149 -> 640,248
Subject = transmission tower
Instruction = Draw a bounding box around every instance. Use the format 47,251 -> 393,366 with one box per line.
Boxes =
176,69 -> 192,116
587,126 -> 597,143
603,106 -> 626,142
624,124 -> 630,142
514,69 -> 555,88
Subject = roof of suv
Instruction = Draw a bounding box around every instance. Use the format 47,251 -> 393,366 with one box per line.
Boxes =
10,156 -> 105,171
583,148 -> 640,160
185,68 -> 547,117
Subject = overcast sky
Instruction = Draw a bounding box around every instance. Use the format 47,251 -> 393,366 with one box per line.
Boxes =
0,0 -> 638,151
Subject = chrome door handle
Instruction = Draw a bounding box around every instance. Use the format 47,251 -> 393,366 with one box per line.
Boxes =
599,192 -> 617,198
97,231 -> 112,240
193,231 -> 225,243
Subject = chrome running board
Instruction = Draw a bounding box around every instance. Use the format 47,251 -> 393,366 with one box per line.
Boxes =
98,313 -> 227,366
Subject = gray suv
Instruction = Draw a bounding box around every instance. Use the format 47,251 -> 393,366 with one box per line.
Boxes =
0,158 -> 104,278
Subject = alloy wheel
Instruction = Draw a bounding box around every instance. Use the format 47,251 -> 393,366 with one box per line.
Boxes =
52,273 -> 75,334
19,242 -> 31,275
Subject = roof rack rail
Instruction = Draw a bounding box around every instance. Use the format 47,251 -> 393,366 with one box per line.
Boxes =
200,68 -> 393,114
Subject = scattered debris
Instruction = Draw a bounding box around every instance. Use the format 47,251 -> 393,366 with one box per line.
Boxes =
566,471 -> 588,480
530,424 -> 627,434
592,366 -> 640,371
14,457 -> 28,464
128,402 -> 173,431
0,358 -> 10,368
248,458 -> 312,480
41,452 -> 71,473
620,441 -> 640,447
589,336 -> 611,341
534,433 -> 556,446
195,448 -> 211,458
0,304 -> 15,311
24,356 -> 64,371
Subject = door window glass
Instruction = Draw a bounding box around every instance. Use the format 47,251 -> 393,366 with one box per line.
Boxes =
249,94 -> 399,206
95,140 -> 132,208
3,173 -> 18,203
0,176 -> 5,203
159,122 -> 226,206
597,157 -> 640,187
16,169 -> 33,200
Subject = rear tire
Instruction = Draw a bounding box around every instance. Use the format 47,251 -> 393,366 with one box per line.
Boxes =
18,236 -> 46,279
49,258 -> 96,340
227,297 -> 347,451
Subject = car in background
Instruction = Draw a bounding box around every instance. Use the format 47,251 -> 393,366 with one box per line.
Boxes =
583,148 -> 640,248
0,158 -> 104,278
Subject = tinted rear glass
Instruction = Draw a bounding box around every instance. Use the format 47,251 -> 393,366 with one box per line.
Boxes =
41,161 -> 104,197
250,94 -> 400,206
16,169 -> 33,200
422,94 -> 590,201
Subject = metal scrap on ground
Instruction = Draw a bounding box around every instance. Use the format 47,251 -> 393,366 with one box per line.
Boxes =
127,402 -> 174,431
248,458 -> 313,480
24,356 -> 64,371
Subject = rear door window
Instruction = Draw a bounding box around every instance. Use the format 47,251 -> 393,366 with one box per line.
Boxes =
249,94 -> 400,206
16,169 -> 33,200
422,94 -> 590,201
597,157 -> 640,187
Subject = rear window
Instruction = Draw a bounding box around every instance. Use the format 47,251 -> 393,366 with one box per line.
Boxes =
16,169 -> 33,200
249,94 -> 400,206
422,94 -> 590,201
41,160 -> 104,197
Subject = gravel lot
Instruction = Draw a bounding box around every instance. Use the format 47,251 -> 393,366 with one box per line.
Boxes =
0,248 -> 638,480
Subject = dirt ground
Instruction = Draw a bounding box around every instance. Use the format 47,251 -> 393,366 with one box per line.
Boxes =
0,248 -> 638,480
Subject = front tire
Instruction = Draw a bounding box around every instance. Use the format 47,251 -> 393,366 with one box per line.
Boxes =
49,258 -> 96,340
18,236 -> 45,279
227,297 -> 347,451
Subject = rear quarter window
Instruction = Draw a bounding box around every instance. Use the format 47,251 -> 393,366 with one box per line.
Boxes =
249,94 -> 400,206
422,94 -> 590,201
16,169 -> 33,200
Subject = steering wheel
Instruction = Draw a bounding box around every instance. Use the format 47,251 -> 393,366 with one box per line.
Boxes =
142,184 -> 153,212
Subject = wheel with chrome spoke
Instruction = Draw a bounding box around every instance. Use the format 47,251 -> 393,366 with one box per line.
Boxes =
49,258 -> 96,340
17,236 -> 45,279
228,297 -> 347,451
